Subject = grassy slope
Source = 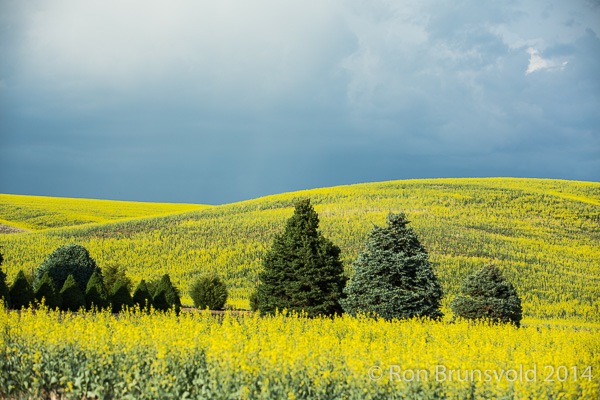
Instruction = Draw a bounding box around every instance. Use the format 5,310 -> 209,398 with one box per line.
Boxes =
0,194 -> 209,231
0,178 -> 598,323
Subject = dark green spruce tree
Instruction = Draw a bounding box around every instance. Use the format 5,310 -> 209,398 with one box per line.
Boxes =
341,213 -> 443,320
34,271 -> 62,309
152,274 -> 181,313
256,199 -> 346,317
451,265 -> 522,327
132,280 -> 152,310
85,271 -> 109,310
60,274 -> 86,312
111,279 -> 134,313
9,270 -> 34,310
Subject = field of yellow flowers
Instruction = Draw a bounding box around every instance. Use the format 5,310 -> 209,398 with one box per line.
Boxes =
0,193 -> 206,231
1,304 -> 598,399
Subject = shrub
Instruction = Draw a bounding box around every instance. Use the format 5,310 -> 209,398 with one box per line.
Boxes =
341,213 -> 444,320
132,280 -> 152,310
35,244 -> 99,292
85,271 -> 109,310
111,279 -> 133,313
451,265 -> 522,327
190,275 -> 228,310
60,274 -> 86,312
9,270 -> 34,310
256,199 -> 346,317
34,271 -> 62,309
152,274 -> 181,312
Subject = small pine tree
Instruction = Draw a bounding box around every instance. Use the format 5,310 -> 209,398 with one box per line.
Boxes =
451,265 -> 522,327
341,213 -> 444,320
9,270 -> 34,310
190,275 -> 228,310
132,280 -> 152,310
0,253 -> 9,306
152,288 -> 170,312
152,274 -> 181,312
256,199 -> 346,317
35,244 -> 99,292
102,265 -> 133,294
34,271 -> 62,309
85,271 -> 109,310
111,279 -> 133,313
60,274 -> 85,312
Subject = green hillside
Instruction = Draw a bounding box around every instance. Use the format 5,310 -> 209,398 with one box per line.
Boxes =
1,178 -> 598,323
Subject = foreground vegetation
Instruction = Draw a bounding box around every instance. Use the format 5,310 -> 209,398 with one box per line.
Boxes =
1,178 -> 597,322
1,304 -> 597,399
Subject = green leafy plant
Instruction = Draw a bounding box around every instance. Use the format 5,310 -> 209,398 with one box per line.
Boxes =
35,244 -> 99,292
190,275 -> 228,310
451,265 -> 522,327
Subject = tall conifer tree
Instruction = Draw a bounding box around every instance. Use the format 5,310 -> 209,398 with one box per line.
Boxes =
256,199 -> 346,317
341,213 -> 443,320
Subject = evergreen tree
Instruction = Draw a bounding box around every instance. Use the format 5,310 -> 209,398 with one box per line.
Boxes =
60,274 -> 85,312
111,279 -> 133,313
34,271 -> 62,309
152,288 -> 169,312
341,213 -> 443,320
0,252 -> 9,306
190,275 -> 228,310
152,274 -> 181,312
256,199 -> 346,317
132,280 -> 152,310
85,271 -> 109,310
9,270 -> 34,310
451,265 -> 522,327
35,244 -> 99,292
102,264 -> 133,294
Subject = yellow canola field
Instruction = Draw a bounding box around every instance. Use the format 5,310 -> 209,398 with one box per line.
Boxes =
1,304 -> 598,399
0,193 -> 207,231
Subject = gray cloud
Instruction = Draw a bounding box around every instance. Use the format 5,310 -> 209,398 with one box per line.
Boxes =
1,0 -> 598,203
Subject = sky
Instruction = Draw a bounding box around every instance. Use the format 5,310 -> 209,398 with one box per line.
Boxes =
1,0 -> 599,204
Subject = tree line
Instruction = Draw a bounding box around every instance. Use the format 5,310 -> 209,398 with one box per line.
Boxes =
0,198 -> 522,326
252,199 -> 522,326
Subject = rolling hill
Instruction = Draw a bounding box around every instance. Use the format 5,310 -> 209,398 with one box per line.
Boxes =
0,178 -> 598,323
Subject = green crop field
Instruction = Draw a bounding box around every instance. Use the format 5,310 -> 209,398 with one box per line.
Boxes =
1,177 -> 598,323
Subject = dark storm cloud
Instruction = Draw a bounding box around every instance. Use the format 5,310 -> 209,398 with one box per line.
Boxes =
0,0 -> 598,203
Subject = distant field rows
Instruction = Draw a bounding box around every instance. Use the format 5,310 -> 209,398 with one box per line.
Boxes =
1,178 -> 599,322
